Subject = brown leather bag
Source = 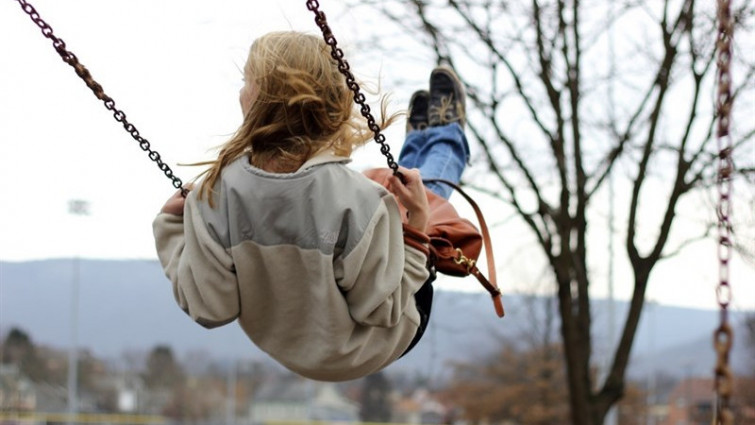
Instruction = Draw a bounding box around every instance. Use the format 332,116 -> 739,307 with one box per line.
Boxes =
363,168 -> 504,318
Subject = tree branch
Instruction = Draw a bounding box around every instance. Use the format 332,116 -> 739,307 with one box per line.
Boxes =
467,115 -> 556,259
606,0 -> 696,410
448,0 -> 556,141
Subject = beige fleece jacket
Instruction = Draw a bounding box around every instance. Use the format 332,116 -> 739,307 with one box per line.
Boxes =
153,154 -> 430,381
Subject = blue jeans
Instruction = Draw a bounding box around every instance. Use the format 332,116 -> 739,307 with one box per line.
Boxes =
398,123 -> 469,199
398,123 -> 469,357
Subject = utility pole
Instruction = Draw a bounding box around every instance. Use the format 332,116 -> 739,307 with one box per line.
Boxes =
226,360 -> 237,425
605,3 -> 618,423
67,199 -> 89,425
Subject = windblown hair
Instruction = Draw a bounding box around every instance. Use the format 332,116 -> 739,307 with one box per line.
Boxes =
196,31 -> 398,205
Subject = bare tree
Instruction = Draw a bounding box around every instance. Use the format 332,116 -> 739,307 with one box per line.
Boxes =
343,0 -> 755,424
442,342 -> 571,424
360,371 -> 394,422
143,345 -> 185,389
1,327 -> 47,382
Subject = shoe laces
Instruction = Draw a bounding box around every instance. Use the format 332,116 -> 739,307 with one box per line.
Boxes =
430,96 -> 465,125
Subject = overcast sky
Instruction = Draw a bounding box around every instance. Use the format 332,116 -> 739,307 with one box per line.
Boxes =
1,0 -> 752,312
0,0 -> 390,259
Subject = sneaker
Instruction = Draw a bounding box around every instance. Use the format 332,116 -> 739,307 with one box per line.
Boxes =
428,66 -> 466,127
406,89 -> 430,133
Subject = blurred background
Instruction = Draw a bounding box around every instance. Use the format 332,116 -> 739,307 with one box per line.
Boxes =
1,0 -> 753,424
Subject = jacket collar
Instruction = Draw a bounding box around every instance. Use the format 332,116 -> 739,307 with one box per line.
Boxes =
298,152 -> 351,171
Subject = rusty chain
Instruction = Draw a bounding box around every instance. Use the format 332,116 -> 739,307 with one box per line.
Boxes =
305,0 -> 400,175
15,0 -> 187,196
714,0 -> 734,423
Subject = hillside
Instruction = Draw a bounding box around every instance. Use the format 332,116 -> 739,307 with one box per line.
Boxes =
0,259 -> 750,382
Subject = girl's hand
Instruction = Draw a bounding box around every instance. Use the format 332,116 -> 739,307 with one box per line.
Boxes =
387,167 -> 429,233
161,185 -> 193,216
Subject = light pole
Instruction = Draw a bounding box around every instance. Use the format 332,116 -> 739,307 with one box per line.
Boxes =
605,2 -> 618,424
67,199 -> 89,425
226,360 -> 237,425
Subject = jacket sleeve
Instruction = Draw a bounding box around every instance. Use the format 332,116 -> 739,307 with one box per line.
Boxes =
335,193 -> 430,328
152,193 -> 240,328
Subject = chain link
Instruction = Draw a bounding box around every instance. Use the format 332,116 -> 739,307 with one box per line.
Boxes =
305,0 -> 400,175
714,0 -> 734,423
15,0 -> 187,196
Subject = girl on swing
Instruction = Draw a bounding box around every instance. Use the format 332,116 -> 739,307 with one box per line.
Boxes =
153,31 -> 468,381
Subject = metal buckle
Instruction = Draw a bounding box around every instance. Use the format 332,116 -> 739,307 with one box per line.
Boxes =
453,248 -> 476,273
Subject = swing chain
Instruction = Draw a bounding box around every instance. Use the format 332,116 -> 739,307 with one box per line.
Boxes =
15,0 -> 187,196
305,0 -> 400,175
714,0 -> 734,423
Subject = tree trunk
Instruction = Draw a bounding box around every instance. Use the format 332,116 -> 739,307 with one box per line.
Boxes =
557,274 -> 592,425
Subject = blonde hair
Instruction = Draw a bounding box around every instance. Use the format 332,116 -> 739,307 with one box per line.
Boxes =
196,31 -> 399,205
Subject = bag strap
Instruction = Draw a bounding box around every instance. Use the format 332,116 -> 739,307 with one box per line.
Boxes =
424,179 -> 504,318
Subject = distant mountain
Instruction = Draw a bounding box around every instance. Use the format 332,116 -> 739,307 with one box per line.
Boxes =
0,259 -> 750,382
